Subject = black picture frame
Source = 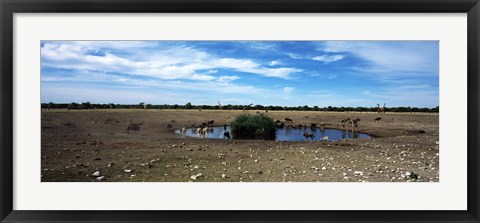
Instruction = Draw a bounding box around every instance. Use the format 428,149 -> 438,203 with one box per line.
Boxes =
1,0 -> 479,222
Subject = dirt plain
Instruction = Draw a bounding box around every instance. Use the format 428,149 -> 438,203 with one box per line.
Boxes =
41,109 -> 439,182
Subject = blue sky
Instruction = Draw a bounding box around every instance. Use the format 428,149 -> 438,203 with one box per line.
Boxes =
41,41 -> 439,108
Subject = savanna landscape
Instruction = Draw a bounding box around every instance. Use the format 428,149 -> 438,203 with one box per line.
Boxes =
41,40 -> 439,182
41,108 -> 439,182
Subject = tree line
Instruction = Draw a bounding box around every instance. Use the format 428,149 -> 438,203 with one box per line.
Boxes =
41,102 -> 439,113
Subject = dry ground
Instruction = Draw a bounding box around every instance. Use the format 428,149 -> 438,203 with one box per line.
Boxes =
41,109 -> 439,182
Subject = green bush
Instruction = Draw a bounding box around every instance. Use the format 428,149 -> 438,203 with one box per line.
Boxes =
230,114 -> 276,140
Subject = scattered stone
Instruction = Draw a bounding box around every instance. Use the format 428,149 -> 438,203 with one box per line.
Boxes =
124,169 -> 132,173
354,171 -> 364,176
96,176 -> 106,181
92,171 -> 101,177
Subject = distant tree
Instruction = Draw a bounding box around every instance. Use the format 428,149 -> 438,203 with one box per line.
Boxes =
185,102 -> 193,109
254,104 -> 264,110
82,102 -> 92,109
67,102 -> 78,110
139,102 -> 146,109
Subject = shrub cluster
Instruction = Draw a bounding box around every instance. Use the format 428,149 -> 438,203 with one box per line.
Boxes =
230,114 -> 276,140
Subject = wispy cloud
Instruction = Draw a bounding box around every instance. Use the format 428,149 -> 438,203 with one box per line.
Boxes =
269,60 -> 281,66
312,54 -> 345,63
286,53 -> 303,60
320,41 -> 439,75
283,87 -> 294,94
41,41 -> 301,80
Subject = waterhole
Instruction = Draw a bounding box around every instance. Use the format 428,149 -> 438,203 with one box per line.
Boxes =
175,126 -> 370,141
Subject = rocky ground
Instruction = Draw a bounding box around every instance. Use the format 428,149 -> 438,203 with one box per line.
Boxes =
41,109 -> 439,182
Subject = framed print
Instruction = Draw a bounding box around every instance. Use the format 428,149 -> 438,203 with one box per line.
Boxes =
1,0 -> 479,222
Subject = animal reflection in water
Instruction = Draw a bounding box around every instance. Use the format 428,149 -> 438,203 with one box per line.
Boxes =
302,132 -> 315,140
179,125 -> 231,139
342,131 -> 361,139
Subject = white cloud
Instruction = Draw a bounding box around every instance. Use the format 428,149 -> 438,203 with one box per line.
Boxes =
41,42 -> 301,80
312,54 -> 344,63
286,53 -> 303,59
269,60 -> 281,66
283,87 -> 294,94
321,41 -> 438,74
247,42 -> 277,50
217,75 -> 240,83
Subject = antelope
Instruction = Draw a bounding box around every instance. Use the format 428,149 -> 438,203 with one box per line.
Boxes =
125,124 -> 141,134
302,132 -> 315,140
223,131 -> 231,139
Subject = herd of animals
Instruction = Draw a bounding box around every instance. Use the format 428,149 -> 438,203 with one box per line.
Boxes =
122,104 -> 390,140
123,114 -> 385,141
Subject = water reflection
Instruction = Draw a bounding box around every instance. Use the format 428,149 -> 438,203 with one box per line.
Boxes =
176,126 -> 370,141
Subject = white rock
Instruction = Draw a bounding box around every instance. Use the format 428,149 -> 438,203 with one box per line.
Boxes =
124,169 -> 132,173
96,176 -> 106,181
354,171 -> 364,176
92,171 -> 101,177
221,174 -> 228,179
196,173 -> 204,178
190,175 -> 197,180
